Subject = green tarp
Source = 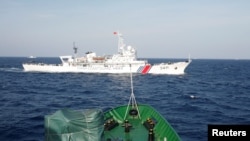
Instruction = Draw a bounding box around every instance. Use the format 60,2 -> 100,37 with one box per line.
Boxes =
45,108 -> 104,141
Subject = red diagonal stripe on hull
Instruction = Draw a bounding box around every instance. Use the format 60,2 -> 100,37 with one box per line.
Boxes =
141,64 -> 151,74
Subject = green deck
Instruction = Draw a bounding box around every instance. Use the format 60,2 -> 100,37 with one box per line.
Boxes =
44,105 -> 181,141
103,104 -> 181,141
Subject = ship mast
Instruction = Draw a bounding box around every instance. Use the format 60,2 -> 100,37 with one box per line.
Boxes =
73,42 -> 78,62
114,31 -> 125,55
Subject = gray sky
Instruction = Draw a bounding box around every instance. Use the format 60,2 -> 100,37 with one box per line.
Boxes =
1,0 -> 250,59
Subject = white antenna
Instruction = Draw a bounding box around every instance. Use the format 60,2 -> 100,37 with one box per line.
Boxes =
124,64 -> 141,120
188,54 -> 192,62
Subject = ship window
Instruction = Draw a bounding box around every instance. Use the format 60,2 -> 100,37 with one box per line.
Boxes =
62,58 -> 69,62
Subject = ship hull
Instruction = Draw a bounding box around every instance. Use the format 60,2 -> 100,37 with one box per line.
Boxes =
148,60 -> 191,74
22,63 -> 142,73
22,60 -> 191,74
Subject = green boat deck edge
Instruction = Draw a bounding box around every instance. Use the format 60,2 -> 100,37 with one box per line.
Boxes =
104,104 -> 181,141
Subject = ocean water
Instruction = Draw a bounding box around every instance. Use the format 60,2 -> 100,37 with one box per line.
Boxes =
0,57 -> 250,141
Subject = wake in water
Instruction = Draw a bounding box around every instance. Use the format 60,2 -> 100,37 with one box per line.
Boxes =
0,67 -> 24,73
189,95 -> 199,99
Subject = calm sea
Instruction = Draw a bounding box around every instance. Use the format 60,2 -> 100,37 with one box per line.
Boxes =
0,57 -> 250,141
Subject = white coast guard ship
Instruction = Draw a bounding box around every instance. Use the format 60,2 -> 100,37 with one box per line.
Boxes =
22,32 -> 191,74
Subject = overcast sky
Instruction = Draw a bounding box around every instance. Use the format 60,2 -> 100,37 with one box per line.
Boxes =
0,0 -> 249,59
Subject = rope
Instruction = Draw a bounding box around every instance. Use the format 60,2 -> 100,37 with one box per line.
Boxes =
124,64 -> 141,120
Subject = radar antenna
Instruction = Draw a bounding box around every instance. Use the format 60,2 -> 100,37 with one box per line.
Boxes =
114,31 -> 125,55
